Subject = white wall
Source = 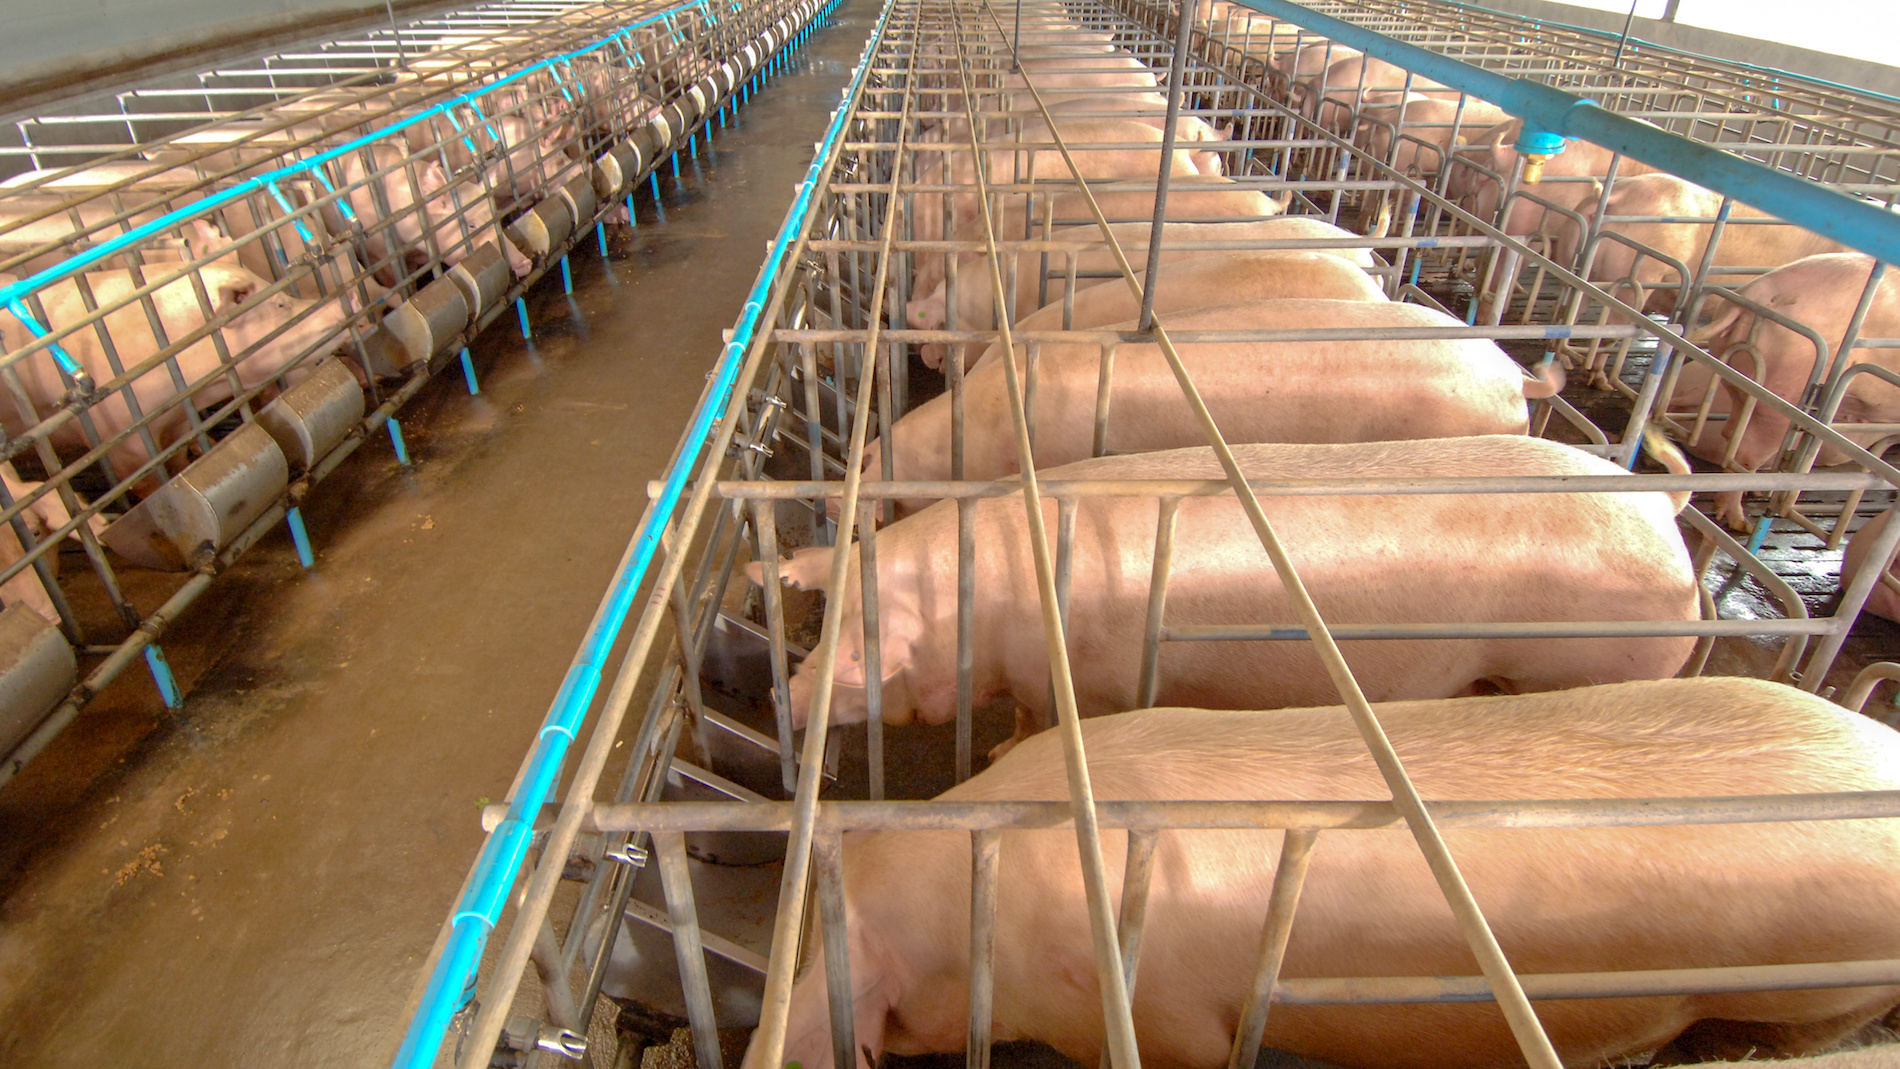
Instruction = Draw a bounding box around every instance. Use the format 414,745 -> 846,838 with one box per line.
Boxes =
1473,0 -> 1900,96
0,0 -> 451,119
1526,0 -> 1900,70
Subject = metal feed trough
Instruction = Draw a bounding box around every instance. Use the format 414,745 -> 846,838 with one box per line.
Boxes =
396,1 -> 1900,1069
0,0 -> 833,785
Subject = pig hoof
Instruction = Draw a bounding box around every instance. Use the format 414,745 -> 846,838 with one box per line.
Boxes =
986,734 -> 1027,765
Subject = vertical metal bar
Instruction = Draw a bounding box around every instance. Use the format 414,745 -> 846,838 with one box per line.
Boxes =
1138,0 -> 1199,332
1806,497 -> 1900,689
1044,496 -> 1077,733
1114,829 -> 1160,994
950,326 -> 976,779
1092,340 -> 1119,457
967,828 -> 1003,1069
532,914 -> 583,1032
1135,498 -> 1180,709
814,826 -> 858,1069
1225,829 -> 1319,1069
1100,829 -> 1161,1069
654,830 -> 724,1069
857,499 -> 885,800
754,500 -> 798,792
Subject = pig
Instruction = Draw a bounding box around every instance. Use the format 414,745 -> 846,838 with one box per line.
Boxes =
1552,173 -> 1846,323
0,163 -> 225,275
977,55 -> 1163,123
755,435 -> 1694,740
912,175 -> 1282,302
1842,508 -> 1900,624
923,249 -> 1387,372
1301,55 -> 1456,133
1024,96 -> 1230,169
910,119 -> 1212,249
944,99 -> 1227,185
0,462 -> 90,626
750,676 -> 1900,1069
1274,41 -> 1361,82
1352,96 -> 1514,237
1680,254 -> 1900,529
1354,95 -> 1511,182
895,211 -> 1384,343
1457,118 -> 1660,237
321,143 -> 531,282
875,300 -> 1561,515
0,262 -> 350,488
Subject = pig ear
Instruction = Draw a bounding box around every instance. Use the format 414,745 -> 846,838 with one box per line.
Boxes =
185,218 -> 222,259
215,275 -> 258,311
419,162 -> 450,194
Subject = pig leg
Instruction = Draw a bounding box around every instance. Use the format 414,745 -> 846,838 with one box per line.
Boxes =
986,703 -> 1045,765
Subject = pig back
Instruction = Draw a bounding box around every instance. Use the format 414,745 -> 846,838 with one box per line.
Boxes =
910,436 -> 1696,717
959,299 -> 1537,476
875,679 -> 1900,1069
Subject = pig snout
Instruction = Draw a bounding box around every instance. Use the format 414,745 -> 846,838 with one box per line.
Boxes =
502,232 -> 534,277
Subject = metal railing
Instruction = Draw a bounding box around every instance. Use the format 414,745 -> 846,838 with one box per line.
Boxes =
0,0 -> 832,791
402,1 -> 1900,1069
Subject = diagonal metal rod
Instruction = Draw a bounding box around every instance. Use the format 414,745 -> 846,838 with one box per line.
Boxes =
997,22 -> 1566,1069
1138,0 -> 1198,331
954,9 -> 1142,1069
749,15 -> 913,1069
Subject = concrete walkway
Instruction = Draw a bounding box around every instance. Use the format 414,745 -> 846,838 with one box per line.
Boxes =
0,3 -> 876,1063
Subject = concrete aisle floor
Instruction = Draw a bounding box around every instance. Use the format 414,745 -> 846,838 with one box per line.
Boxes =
0,3 -> 877,1064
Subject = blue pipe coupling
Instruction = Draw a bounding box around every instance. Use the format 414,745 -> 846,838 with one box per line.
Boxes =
1514,123 -> 1568,184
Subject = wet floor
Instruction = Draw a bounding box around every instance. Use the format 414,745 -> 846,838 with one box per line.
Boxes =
0,1 -> 879,1063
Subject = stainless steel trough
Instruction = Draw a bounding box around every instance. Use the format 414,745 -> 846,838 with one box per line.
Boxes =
0,605 -> 76,757
380,273 -> 472,369
256,359 -> 366,473
101,422 -> 290,571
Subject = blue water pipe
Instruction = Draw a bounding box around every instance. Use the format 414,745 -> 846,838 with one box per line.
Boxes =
286,506 -> 315,567
459,347 -> 480,395
386,417 -> 411,466
1234,0 -> 1900,267
142,644 -> 181,708
0,0 -> 715,362
388,0 -> 850,1063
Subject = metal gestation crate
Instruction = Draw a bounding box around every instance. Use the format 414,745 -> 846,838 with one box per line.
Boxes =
1173,0 -> 1900,549
399,0 -> 1900,1068
0,0 -> 829,786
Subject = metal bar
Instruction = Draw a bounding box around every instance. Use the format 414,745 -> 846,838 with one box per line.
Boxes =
1134,497 -> 1179,708
1136,0 -> 1198,331
655,831 -> 724,1069
547,789 -> 1900,834
967,828 -> 1003,1069
814,827 -> 858,1069
654,471 -> 1894,499
1225,828 -> 1318,1069
1162,619 -> 1833,641
748,14 -> 906,1069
